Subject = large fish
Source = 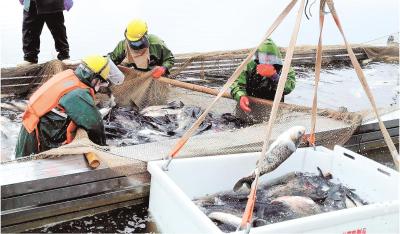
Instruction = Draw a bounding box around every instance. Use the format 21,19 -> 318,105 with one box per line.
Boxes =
259,169 -> 332,201
194,170 -> 367,232
233,126 -> 306,192
207,196 -> 322,230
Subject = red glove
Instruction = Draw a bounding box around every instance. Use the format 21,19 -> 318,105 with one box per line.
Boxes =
239,96 -> 251,113
256,64 -> 276,77
152,66 -> 166,79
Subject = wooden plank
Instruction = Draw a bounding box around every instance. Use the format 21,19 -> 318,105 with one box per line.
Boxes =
2,176 -> 136,210
1,155 -> 146,198
0,48 -> 368,94
345,136 -> 399,152
345,127 -> 399,145
356,119 -> 399,134
171,55 -> 367,76
174,46 -> 366,61
1,76 -> 38,85
172,53 -> 366,70
1,184 -> 150,227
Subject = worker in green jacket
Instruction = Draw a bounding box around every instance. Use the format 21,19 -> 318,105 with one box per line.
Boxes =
230,38 -> 296,123
15,55 -> 124,158
108,19 -> 175,79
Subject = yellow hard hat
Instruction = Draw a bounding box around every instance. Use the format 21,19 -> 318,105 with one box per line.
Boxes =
125,19 -> 148,41
82,55 -> 110,80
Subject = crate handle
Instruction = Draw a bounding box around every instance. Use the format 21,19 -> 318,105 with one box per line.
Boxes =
377,168 -> 391,176
343,152 -> 355,160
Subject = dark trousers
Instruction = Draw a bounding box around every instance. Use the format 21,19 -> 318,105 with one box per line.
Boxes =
22,1 -> 69,63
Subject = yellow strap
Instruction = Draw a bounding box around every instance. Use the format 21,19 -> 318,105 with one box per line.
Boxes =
326,0 -> 399,170
260,0 -> 306,158
166,0 -> 300,162
239,0 -> 306,232
238,169 -> 260,231
310,0 -> 327,146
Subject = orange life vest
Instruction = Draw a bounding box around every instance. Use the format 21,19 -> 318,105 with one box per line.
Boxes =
22,69 -> 95,146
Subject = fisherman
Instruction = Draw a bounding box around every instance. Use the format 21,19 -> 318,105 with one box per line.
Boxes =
108,18 -> 175,79
230,38 -> 296,123
15,55 -> 125,158
18,0 -> 73,66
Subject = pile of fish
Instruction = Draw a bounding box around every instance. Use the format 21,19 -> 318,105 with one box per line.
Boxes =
103,101 -> 247,146
0,98 -> 247,160
193,169 -> 367,232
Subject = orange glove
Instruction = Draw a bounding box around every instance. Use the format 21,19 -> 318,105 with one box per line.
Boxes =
239,96 -> 251,113
152,66 -> 166,79
256,64 -> 276,77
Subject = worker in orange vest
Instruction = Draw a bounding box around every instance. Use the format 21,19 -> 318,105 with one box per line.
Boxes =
15,55 -> 124,158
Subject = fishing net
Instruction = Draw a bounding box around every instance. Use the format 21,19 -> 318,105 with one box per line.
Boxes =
97,60 -> 363,169
1,60 -> 66,96
363,46 -> 399,63
0,50 -> 366,175
110,69 -> 170,109
2,129 -> 147,177
361,32 -> 400,63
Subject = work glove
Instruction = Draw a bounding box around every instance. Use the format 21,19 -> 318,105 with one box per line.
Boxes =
239,96 -> 251,113
152,66 -> 166,79
64,0 -> 74,11
257,64 -> 279,81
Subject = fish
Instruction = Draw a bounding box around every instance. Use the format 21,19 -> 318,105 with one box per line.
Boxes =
99,101 -> 245,146
140,101 -> 184,117
233,126 -> 306,192
208,212 -> 242,231
174,105 -> 212,135
99,107 -> 112,119
271,196 -> 321,217
322,184 -> 366,211
139,101 -> 213,135
206,196 -> 321,230
258,170 -> 332,201
193,170 -> 368,232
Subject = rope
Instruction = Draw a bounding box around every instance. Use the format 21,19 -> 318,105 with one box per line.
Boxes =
309,0 -> 327,147
360,31 -> 400,45
162,0 -> 300,171
239,0 -> 306,232
326,0 -> 399,170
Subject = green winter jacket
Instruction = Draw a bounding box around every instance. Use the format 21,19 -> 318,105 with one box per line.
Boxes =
230,39 -> 296,102
108,34 -> 175,73
15,70 -> 106,158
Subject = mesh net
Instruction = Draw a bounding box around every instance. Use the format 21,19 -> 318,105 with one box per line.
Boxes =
1,60 -> 67,96
4,129 -> 146,177
1,50 -> 366,175
361,32 -> 400,63
361,32 -> 399,46
110,69 -> 170,109
91,65 -> 363,174
363,46 -> 399,63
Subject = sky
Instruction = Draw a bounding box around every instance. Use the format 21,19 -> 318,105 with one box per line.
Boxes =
1,0 -> 399,65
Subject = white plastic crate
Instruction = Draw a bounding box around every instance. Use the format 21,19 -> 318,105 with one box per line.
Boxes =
148,146 -> 399,233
